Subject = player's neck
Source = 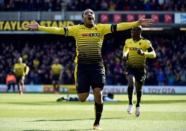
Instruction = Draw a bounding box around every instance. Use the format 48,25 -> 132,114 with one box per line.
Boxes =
84,23 -> 95,28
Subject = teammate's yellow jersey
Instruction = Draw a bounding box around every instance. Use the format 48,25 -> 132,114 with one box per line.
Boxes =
51,64 -> 63,75
123,38 -> 153,68
13,63 -> 29,76
39,22 -> 139,64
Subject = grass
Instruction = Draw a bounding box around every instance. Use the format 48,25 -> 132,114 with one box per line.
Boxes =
0,93 -> 186,131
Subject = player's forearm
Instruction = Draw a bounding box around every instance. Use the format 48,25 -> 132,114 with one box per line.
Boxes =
25,67 -> 30,75
123,49 -> 129,60
123,48 -> 129,57
144,51 -> 156,58
123,52 -> 128,58
117,21 -> 140,31
38,26 -> 65,35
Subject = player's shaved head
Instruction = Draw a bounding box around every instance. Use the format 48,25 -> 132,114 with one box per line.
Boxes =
82,9 -> 94,18
131,26 -> 142,41
132,26 -> 142,32
18,57 -> 23,63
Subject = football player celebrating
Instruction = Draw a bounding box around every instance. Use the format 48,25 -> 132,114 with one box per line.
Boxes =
123,26 -> 156,117
26,9 -> 153,129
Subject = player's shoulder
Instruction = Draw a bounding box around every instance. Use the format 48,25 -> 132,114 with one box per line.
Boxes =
125,38 -> 132,43
14,63 -> 18,67
57,64 -> 62,67
96,23 -> 103,26
22,63 -> 27,67
15,63 -> 20,66
67,24 -> 81,29
96,23 -> 110,28
140,38 -> 152,48
140,38 -> 151,44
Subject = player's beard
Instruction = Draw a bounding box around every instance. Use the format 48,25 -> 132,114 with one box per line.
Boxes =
86,18 -> 95,28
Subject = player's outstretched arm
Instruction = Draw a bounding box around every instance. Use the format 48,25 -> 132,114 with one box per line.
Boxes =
25,21 -> 65,35
25,22 -> 39,30
138,17 -> 153,26
117,17 -> 153,31
101,18 -> 153,35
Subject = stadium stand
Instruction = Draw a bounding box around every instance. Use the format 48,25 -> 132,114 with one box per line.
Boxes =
0,0 -> 185,11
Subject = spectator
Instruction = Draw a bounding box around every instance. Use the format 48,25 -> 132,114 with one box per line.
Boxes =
6,71 -> 16,92
0,0 -> 185,11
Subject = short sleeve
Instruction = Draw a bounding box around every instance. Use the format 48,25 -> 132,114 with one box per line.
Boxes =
66,25 -> 79,37
97,24 -> 112,35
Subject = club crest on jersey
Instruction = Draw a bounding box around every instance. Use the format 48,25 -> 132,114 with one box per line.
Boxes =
81,33 -> 100,37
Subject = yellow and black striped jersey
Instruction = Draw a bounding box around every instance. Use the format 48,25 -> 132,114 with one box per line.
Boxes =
123,38 -> 152,68
66,24 -> 113,64
13,63 -> 29,76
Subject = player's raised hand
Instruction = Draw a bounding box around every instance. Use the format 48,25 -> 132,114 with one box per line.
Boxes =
25,21 -> 39,30
138,17 -> 153,26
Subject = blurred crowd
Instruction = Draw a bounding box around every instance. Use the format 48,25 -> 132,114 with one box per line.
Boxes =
0,35 -> 75,85
0,0 -> 185,11
0,30 -> 185,86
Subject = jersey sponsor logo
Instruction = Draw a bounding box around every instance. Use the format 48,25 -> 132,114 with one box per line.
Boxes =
81,33 -> 100,37
129,47 -> 140,51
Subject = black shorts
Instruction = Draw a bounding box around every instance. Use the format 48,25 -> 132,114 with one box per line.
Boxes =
126,66 -> 146,84
74,64 -> 106,93
15,75 -> 24,83
52,75 -> 60,82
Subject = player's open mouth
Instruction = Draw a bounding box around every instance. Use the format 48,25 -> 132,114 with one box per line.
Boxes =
88,17 -> 93,21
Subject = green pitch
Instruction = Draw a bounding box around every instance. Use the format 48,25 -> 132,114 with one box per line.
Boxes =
0,93 -> 186,131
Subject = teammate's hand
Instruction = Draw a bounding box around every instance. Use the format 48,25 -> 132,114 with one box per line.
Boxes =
123,56 -> 127,61
25,22 -> 39,30
137,48 -> 145,56
123,54 -> 128,61
138,17 -> 153,26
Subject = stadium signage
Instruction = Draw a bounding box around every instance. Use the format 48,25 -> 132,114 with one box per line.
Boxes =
99,13 -> 173,24
0,21 -> 75,31
147,87 -> 175,94
43,85 -> 76,93
0,85 -> 185,94
175,13 -> 186,24
102,85 -> 186,94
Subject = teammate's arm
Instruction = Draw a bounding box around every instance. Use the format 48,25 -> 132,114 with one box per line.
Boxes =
144,46 -> 156,58
123,41 -> 129,60
25,65 -> 30,75
137,41 -> 156,58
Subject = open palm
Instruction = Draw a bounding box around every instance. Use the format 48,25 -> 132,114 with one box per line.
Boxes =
138,17 -> 153,26
25,22 -> 39,30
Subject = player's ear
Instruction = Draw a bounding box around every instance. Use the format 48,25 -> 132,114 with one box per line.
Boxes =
82,10 -> 85,18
